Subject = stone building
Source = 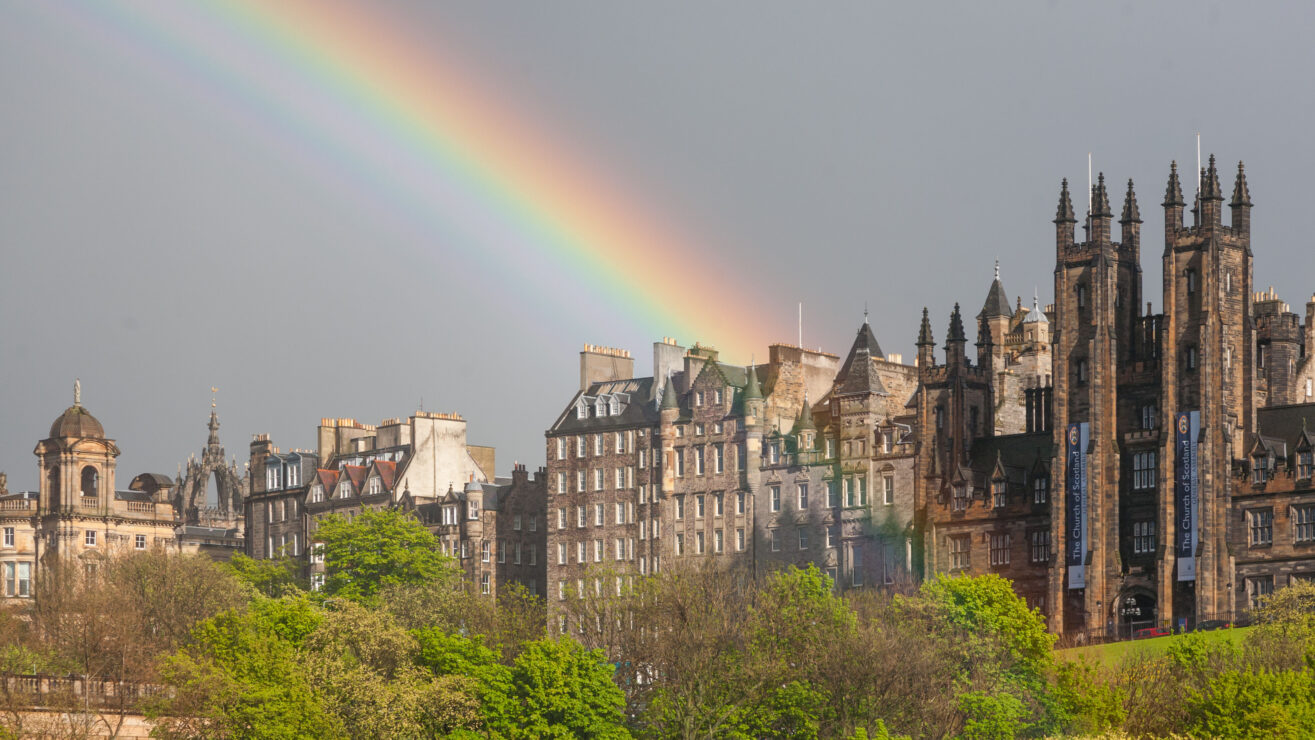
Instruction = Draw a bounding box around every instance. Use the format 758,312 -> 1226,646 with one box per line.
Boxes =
3,385 -> 198,601
544,332 -> 921,625
917,157 -> 1315,635
247,411 -> 544,597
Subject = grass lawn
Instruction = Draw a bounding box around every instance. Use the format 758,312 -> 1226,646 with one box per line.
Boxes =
1058,626 -> 1252,668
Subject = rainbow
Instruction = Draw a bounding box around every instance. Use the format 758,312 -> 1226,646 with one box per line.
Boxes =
56,0 -> 775,361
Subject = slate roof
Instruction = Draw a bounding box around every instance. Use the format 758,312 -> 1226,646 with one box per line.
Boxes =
550,377 -> 663,434
969,432 -> 1053,484
1255,403 -> 1315,461
980,278 -> 1013,319
316,469 -> 340,492
833,322 -> 889,396
373,460 -> 398,491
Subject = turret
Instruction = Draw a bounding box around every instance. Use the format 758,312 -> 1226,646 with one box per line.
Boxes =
917,307 -> 936,370
1230,160 -> 1252,235
743,364 -> 765,427
1089,173 -> 1113,244
945,303 -> 967,368
1055,178 -> 1076,252
790,395 -> 816,451
1200,154 -> 1224,226
1163,161 -> 1185,234
1120,178 -> 1141,249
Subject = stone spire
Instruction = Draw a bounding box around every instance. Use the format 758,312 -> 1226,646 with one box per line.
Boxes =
1202,154 -> 1224,201
1231,161 -> 1252,207
947,303 -> 967,345
1091,172 -> 1112,217
1054,178 -> 1076,223
1120,178 -> 1141,224
980,261 -> 1012,319
1163,161 -> 1185,207
917,307 -> 934,347
790,394 -> 815,434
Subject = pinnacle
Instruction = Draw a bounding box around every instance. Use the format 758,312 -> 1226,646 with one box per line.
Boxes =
1231,160 -> 1252,207
1054,178 -> 1076,223
1163,160 -> 1185,207
1121,178 -> 1141,224
917,307 -> 934,347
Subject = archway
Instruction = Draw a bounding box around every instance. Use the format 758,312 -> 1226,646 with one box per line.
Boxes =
1115,588 -> 1157,639
81,466 -> 99,498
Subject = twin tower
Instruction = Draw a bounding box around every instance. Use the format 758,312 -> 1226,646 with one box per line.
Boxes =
918,156 -> 1256,635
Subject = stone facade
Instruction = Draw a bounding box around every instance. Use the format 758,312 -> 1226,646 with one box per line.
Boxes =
917,157 -> 1315,636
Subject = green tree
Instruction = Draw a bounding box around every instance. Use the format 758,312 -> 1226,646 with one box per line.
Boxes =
315,508 -> 453,601
507,637 -> 630,739
227,553 -> 303,598
150,608 -> 343,740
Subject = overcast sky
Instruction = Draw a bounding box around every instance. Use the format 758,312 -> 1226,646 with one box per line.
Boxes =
3,2 -> 1314,490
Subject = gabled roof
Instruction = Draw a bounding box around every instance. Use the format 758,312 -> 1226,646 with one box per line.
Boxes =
316,469 -> 340,492
371,460 -> 398,492
549,377 -> 662,434
969,432 -> 1054,481
1257,404 -> 1315,459
342,465 -> 367,492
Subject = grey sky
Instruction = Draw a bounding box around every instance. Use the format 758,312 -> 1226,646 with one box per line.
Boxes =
3,1 -> 1313,489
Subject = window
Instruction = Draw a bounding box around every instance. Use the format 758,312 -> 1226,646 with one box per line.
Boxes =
613,502 -> 623,525
575,435 -> 585,458
826,438 -> 835,459
695,423 -> 705,436
882,431 -> 893,453
481,541 -> 490,563
1030,530 -> 1050,563
311,544 -> 325,564
850,544 -> 864,586
991,480 -> 1006,509
736,528 -> 745,551
1297,505 -> 1315,544
798,483 -> 809,509
529,515 -> 537,532
577,506 -> 586,528
1133,520 -> 1155,554
770,529 -> 780,552
1186,345 -> 1197,372
594,539 -> 603,562
695,494 -> 705,518
1076,283 -> 1087,309
989,533 -> 1010,566
713,444 -> 724,474
675,533 -> 685,556
2,528 -> 11,548
1033,476 -> 1049,504
675,425 -> 685,438
695,391 -> 704,407
594,469 -> 604,491
714,492 -> 724,517
1248,575 -> 1274,610
311,573 -> 325,592
577,541 -> 586,563
1141,404 -> 1157,430
615,468 -> 624,489
557,543 -> 566,565
556,507 -> 565,530
770,486 -> 781,512
827,481 -> 839,508
556,438 -> 566,460
952,484 -> 968,512
768,442 -> 780,465
1253,456 -> 1270,485
1186,268 -> 1198,295
826,527 -> 838,549
368,477 -> 381,495
1076,359 -> 1089,384
798,529 -> 809,551
675,496 -> 685,520
884,476 -> 895,506
85,530 -> 97,547
714,421 -> 724,434
714,388 -> 723,405
595,503 -> 604,526
695,446 -> 705,475
1133,451 -> 1157,491
639,450 -> 647,469
481,573 -> 490,595
593,434 -> 603,456
1249,509 -> 1274,547
675,449 -> 685,478
461,540 -> 469,559
615,538 -> 625,561
1299,451 -> 1314,481
576,471 -> 586,492
949,536 -> 969,570
311,484 -> 323,503
736,491 -> 746,515
696,531 -> 705,554
468,501 -> 479,520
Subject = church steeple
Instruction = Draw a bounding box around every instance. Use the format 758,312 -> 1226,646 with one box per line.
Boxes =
1231,160 -> 1252,234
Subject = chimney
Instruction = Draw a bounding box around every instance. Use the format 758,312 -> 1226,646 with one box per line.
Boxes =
579,343 -> 635,391
652,337 -> 685,391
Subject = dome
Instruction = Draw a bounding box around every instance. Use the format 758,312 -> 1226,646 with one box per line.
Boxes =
464,478 -> 483,494
49,405 -> 105,439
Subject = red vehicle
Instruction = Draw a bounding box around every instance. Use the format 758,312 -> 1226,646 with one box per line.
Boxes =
1133,626 -> 1170,639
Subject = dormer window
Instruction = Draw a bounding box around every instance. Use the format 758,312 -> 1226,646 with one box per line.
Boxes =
1032,475 -> 1049,504
1299,450 -> 1314,480
991,479 -> 1006,508
368,477 -> 381,495
311,484 -> 324,504
951,484 -> 969,511
337,480 -> 351,499
1253,455 -> 1269,485
288,465 -> 299,487
609,397 -> 620,416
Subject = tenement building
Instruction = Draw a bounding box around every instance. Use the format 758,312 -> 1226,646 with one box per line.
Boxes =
918,156 -> 1315,636
545,332 -> 920,625
247,411 -> 545,597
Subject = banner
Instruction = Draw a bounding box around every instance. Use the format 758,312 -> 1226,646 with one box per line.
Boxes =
1175,410 -> 1200,582
1066,422 -> 1089,589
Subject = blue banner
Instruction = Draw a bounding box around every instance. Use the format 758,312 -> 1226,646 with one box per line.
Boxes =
1175,411 -> 1200,582
1066,422 -> 1089,589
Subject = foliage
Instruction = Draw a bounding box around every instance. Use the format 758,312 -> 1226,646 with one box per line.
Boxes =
956,691 -> 1029,740
505,637 -> 630,739
226,554 -> 303,598
314,508 -> 453,601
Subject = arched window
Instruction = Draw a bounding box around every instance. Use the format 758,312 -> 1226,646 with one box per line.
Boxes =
48,467 -> 61,510
81,466 -> 98,498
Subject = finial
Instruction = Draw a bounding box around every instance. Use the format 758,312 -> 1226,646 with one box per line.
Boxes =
1033,289 -> 1040,312
211,386 -> 218,410
1164,161 -> 1185,207
994,259 -> 1000,281
74,378 -> 81,407
863,302 -> 869,324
